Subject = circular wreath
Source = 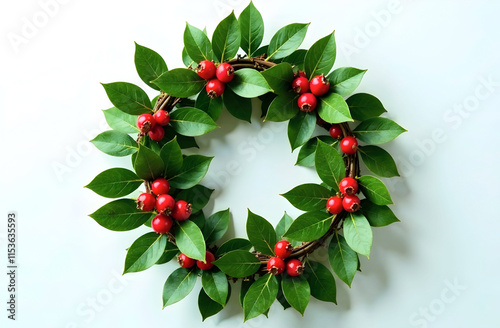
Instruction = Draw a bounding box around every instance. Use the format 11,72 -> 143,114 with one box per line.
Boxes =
86,2 -> 405,321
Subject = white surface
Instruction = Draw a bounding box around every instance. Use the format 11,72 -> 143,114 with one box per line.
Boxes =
1,0 -> 499,327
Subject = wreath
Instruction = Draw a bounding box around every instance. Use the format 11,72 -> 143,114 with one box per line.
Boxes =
86,2 -> 405,321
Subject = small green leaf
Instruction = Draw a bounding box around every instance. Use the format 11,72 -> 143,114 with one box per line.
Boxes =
304,32 -> 336,78
215,238 -> 252,257
240,278 -> 254,308
275,212 -> 293,240
281,274 -> 310,315
86,168 -> 142,198
91,130 -> 138,157
89,199 -> 153,231
182,47 -> 195,67
202,270 -> 229,306
284,211 -> 332,242
267,23 -> 309,60
134,42 -> 168,91
162,268 -> 197,307
358,175 -> 393,205
277,49 -> 307,69
296,136 -> 338,167
304,260 -> 337,303
343,212 -> 373,258
358,145 -> 399,177
101,82 -> 152,115
243,273 -> 279,321
153,68 -> 206,98
213,250 -> 260,278
360,199 -> 400,227
133,145 -> 164,180
288,111 -> 316,151
102,107 -> 140,134
260,62 -> 294,95
328,233 -> 358,287
238,1 -> 264,56
198,288 -> 224,321
353,117 -> 406,144
196,90 -> 224,121
124,232 -> 167,274
156,242 -> 179,265
160,136 -> 183,178
183,23 -> 213,63
162,128 -> 199,149
223,88 -> 252,122
246,210 -> 277,255
175,220 -> 206,261
189,211 -> 205,230
317,92 -> 353,124
203,209 -> 230,244
170,107 -> 219,137
264,92 -> 299,122
327,67 -> 366,97
169,155 -> 213,189
315,140 -> 345,190
346,93 -> 387,121
281,183 -> 330,211
176,185 -> 214,213
212,11 -> 241,62
277,278 -> 292,309
228,68 -> 273,98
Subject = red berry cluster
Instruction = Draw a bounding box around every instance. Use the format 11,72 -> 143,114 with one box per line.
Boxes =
267,240 -> 304,277
196,60 -> 235,98
292,71 -> 330,112
326,177 -> 361,214
178,251 -> 215,271
136,110 -> 170,142
328,124 -> 359,155
136,178 -> 192,234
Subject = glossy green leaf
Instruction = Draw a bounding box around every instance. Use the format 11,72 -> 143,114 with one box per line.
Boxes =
183,23 -> 213,63
202,270 -> 229,306
162,268 -> 197,307
328,233 -> 358,287
277,49 -> 307,69
288,111 -> 316,151
124,232 -> 167,274
189,211 -> 205,230
304,32 -> 336,78
213,250 -> 260,278
91,130 -> 138,157
328,67 -> 366,97
196,89 -> 224,121
89,199 -> 153,231
260,62 -> 294,95
281,183 -> 330,211
215,238 -> 252,257
223,88 -> 252,122
353,117 -> 406,144
264,92 -> 299,122
243,273 -> 279,321
203,209 -> 230,244
169,155 -> 213,189
227,68 -> 273,98
86,168 -> 142,198
296,136 -> 338,167
134,42 -> 168,91
346,93 -> 387,121
101,82 -> 152,115
133,145 -> 164,180
176,185 -> 214,213
102,107 -> 139,134
284,211 -> 332,242
170,107 -> 218,137
160,136 -> 183,178
317,92 -> 353,123
246,210 -> 276,255
239,1 -> 264,56
360,199 -> 400,227
275,212 -> 293,240
358,175 -> 393,205
304,260 -> 336,303
175,220 -> 206,261
212,11 -> 240,62
156,242 -> 179,265
358,145 -> 399,177
153,68 -> 206,98
281,274 -> 310,315
267,23 -> 309,60
343,212 -> 373,258
315,140 -> 345,190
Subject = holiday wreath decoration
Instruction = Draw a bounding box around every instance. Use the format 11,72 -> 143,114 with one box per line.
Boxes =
86,2 -> 405,321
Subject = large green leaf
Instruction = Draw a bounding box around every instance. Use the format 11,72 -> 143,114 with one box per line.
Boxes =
281,274 -> 310,315
162,268 -> 197,307
91,130 -> 138,157
134,42 -> 168,91
212,11 -> 240,62
328,233 -> 358,287
317,92 -> 353,123
102,107 -> 140,134
202,270 -> 229,306
327,67 -> 366,97
315,140 -> 345,190
212,250 -> 260,278
243,273 -> 279,321
353,117 -> 406,144
358,175 -> 393,205
238,1 -> 264,56
304,260 -> 336,303
343,212 -> 373,258
183,23 -> 213,63
296,136 -> 338,167
153,68 -> 206,98
133,145 -> 164,180
86,168 -> 142,198
203,209 -> 230,244
264,92 -> 299,122
89,199 -> 153,231
260,62 -> 294,95
358,145 -> 399,177
170,107 -> 219,137
196,89 -> 224,121
101,82 -> 152,115
304,32 -> 336,78
169,155 -> 213,189
223,88 -> 252,123
175,220 -> 206,261
160,136 -> 183,178
215,238 -> 252,257
124,232 -> 167,274
284,211 -> 332,242
246,210 -> 276,255
288,111 -> 316,151
267,23 -> 309,60
176,185 -> 213,213
346,93 -> 387,121
360,199 -> 400,227
281,183 -> 330,211
228,68 -> 273,98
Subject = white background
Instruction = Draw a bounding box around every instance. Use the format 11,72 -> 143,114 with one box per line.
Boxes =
1,0 -> 499,327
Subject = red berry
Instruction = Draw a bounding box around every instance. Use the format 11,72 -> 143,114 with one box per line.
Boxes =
340,136 -> 358,155
151,178 -> 170,195
196,60 -> 216,80
286,259 -> 304,277
178,253 -> 196,269
297,93 -> 317,112
148,124 -> 164,141
153,110 -> 170,126
267,257 -> 285,275
216,63 -> 235,83
197,251 -> 215,270
343,194 -> 361,212
274,240 -> 293,259
329,124 -> 342,139
292,77 -> 309,94
136,193 -> 155,211
309,75 -> 330,96
326,196 -> 343,214
151,213 -> 173,234
206,79 -> 225,98
156,194 -> 175,214
295,70 -> 307,78
171,200 -> 192,221
137,114 -> 156,133
339,177 -> 358,195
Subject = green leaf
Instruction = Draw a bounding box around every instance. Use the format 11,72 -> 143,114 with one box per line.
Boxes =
169,155 -> 213,189
259,92 -> 275,118
228,68 -> 273,98
264,92 -> 299,122
252,45 -> 268,57
160,136 -> 183,178
213,250 -> 260,278
304,32 -> 336,78
153,68 -> 206,98
317,92 -> 353,123
203,209 -> 230,244
183,23 -> 213,63
358,145 -> 399,177
239,1 -> 264,56
243,273 -> 279,321
288,111 -> 316,151
304,260 -> 336,303
101,82 -> 152,115
170,107 -> 219,137
360,199 -> 400,227
267,23 -> 309,60
346,93 -> 387,121
162,268 -> 197,307
134,42 -> 168,91
156,242 -> 179,265
296,136 -> 338,167
275,212 -> 293,240
315,140 -> 345,190
215,238 -> 252,257
89,199 -> 153,231
189,211 -> 205,230
223,88 -> 252,122
196,89 -> 224,121
277,49 -> 307,69
202,270 -> 229,306
176,185 -> 214,213
281,274 -> 310,315
86,168 -> 142,198
91,130 -> 138,157
246,210 -> 276,255
281,183 -> 330,211
358,175 -> 393,205
277,278 -> 292,310
353,117 -> 406,144
182,47 -> 195,67
327,67 -> 367,97
162,127 -> 199,149
102,107 -> 140,134
328,233 -> 358,287
175,220 -> 206,261
240,278 -> 254,307
133,145 -> 164,180
343,212 -> 373,258
198,288 -> 224,321
260,62 -> 294,95
124,232 -> 167,274
284,211 -> 332,242
212,11 -> 240,62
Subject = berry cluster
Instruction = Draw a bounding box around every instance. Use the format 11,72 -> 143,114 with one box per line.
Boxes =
328,123 -> 359,155
178,251 -> 215,271
136,109 -> 171,142
326,177 -> 361,214
196,60 -> 235,98
292,71 -> 330,112
267,240 -> 303,277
